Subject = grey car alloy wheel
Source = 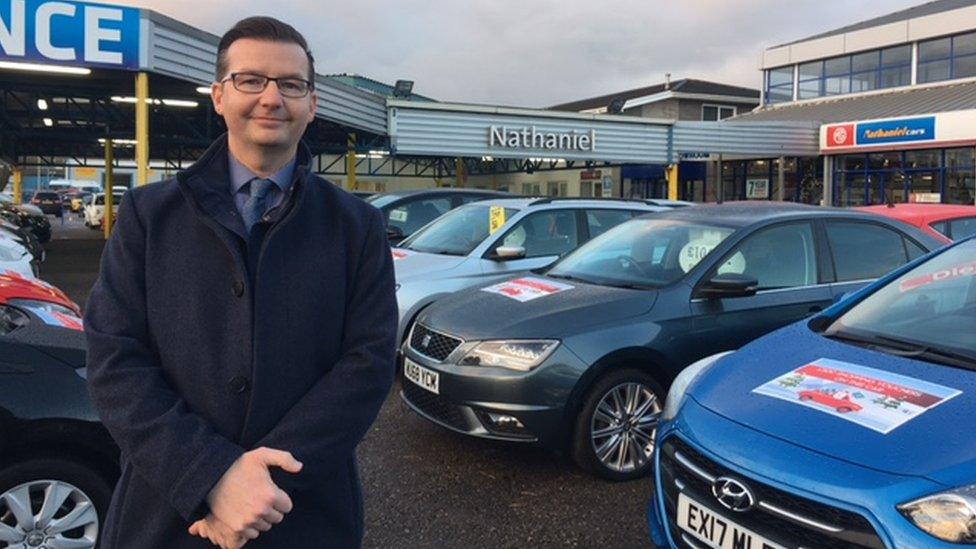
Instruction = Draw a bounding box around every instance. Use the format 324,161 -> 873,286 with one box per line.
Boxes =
590,382 -> 662,474
0,479 -> 99,549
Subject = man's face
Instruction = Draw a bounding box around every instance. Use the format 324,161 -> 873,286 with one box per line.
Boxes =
212,38 -> 317,151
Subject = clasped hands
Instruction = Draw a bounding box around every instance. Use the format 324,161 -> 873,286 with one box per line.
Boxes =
188,447 -> 303,548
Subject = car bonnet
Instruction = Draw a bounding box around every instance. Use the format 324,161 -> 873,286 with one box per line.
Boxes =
419,275 -> 657,341
689,321 -> 976,478
392,249 -> 469,281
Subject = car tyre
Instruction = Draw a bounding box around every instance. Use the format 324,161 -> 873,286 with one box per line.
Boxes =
572,368 -> 664,481
0,458 -> 113,548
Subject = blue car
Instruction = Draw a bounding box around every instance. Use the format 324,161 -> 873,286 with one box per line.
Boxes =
649,236 -> 976,548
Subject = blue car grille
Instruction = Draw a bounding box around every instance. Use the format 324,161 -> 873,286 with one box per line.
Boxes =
409,323 -> 462,362
658,437 -> 886,549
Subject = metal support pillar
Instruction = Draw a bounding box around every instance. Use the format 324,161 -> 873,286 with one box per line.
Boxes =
103,138 -> 114,239
822,155 -> 833,207
666,164 -> 679,200
135,72 -> 150,186
777,156 -> 785,201
11,169 -> 22,204
346,134 -> 357,190
716,155 -> 724,204
455,158 -> 464,188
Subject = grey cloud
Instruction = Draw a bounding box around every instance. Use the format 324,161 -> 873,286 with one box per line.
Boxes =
121,0 -> 923,106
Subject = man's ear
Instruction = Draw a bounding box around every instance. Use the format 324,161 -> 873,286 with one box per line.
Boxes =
307,87 -> 317,123
211,82 -> 224,115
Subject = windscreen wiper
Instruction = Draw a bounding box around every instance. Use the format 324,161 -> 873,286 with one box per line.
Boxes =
826,330 -> 976,370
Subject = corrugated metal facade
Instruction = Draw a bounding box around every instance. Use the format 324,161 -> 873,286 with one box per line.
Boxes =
143,12 -> 388,135
673,121 -> 821,157
391,103 -> 821,162
390,104 -> 672,163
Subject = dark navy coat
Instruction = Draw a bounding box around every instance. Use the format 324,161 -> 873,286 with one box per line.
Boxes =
84,135 -> 397,548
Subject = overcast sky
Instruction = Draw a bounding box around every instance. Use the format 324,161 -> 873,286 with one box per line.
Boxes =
118,0 -> 923,107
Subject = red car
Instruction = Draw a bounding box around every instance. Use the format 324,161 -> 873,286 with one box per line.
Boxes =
798,389 -> 863,413
0,270 -> 82,325
859,203 -> 976,243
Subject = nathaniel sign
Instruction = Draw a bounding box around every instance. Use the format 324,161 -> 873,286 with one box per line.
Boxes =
0,0 -> 140,70
489,125 -> 597,152
821,115 -> 945,151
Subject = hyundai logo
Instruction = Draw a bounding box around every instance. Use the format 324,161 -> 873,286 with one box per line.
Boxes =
421,334 -> 432,348
711,477 -> 756,512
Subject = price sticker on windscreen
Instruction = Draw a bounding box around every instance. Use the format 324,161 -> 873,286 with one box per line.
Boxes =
489,206 -> 506,234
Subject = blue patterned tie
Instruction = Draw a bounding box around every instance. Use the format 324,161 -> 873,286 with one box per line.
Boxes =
242,178 -> 273,232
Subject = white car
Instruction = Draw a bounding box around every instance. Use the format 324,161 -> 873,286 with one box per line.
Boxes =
0,234 -> 35,279
84,192 -> 126,229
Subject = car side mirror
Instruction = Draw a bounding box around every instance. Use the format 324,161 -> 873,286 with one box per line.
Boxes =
492,246 -> 526,260
698,273 -> 758,299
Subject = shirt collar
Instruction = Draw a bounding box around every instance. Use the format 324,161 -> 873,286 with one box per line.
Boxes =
228,151 -> 296,195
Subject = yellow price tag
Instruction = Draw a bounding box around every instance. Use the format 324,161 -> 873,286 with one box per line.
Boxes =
489,206 -> 506,234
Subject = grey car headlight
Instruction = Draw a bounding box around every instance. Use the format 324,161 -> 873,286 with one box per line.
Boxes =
662,351 -> 733,421
899,485 -> 976,543
459,340 -> 559,372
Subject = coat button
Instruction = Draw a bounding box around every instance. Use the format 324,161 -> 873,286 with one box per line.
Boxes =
228,376 -> 249,394
232,281 -> 244,297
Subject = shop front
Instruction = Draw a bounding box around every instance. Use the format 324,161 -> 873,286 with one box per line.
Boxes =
822,111 -> 976,206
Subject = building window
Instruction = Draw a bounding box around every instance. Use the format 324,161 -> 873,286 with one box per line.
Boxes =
702,104 -> 736,121
765,66 -> 794,104
919,31 -> 976,84
772,45 -> 911,105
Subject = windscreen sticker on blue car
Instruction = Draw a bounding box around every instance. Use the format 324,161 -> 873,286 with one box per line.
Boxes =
481,277 -> 574,302
753,358 -> 961,434
899,261 -> 976,292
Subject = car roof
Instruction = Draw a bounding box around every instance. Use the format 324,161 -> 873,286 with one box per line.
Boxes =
464,196 -> 671,210
380,188 -> 509,198
857,203 -> 976,225
644,201 -> 881,227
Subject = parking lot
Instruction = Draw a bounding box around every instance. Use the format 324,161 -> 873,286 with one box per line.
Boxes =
40,217 -> 655,549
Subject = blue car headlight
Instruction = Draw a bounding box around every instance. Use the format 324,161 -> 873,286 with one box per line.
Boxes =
662,351 -> 733,421
900,485 -> 976,543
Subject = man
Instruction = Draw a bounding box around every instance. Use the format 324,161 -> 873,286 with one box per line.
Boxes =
85,16 -> 396,548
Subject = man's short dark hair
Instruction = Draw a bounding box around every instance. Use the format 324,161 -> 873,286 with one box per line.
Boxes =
216,16 -> 315,82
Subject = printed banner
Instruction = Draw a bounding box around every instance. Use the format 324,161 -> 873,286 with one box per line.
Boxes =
753,358 -> 961,434
899,261 -> 976,292
481,277 -> 573,302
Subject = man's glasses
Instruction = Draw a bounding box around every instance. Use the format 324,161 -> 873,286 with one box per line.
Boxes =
222,72 -> 314,98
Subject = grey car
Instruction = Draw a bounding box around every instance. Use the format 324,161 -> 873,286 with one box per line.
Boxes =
393,197 -> 680,345
367,188 -> 510,244
398,203 -> 946,480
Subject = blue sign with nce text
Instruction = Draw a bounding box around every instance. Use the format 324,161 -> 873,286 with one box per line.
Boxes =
856,117 -> 936,146
0,0 -> 140,70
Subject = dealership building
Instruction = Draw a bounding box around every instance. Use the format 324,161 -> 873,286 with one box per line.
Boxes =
0,0 -> 973,208
729,0 -> 976,206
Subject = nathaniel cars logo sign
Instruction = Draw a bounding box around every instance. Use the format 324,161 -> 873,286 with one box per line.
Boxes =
823,117 -> 936,150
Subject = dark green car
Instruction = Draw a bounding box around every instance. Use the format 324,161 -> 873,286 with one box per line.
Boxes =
399,203 -> 946,480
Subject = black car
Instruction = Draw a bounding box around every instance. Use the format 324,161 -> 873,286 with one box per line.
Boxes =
29,191 -> 63,216
0,204 -> 51,244
366,188 -> 510,243
400,203 -> 947,480
0,303 -> 117,548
